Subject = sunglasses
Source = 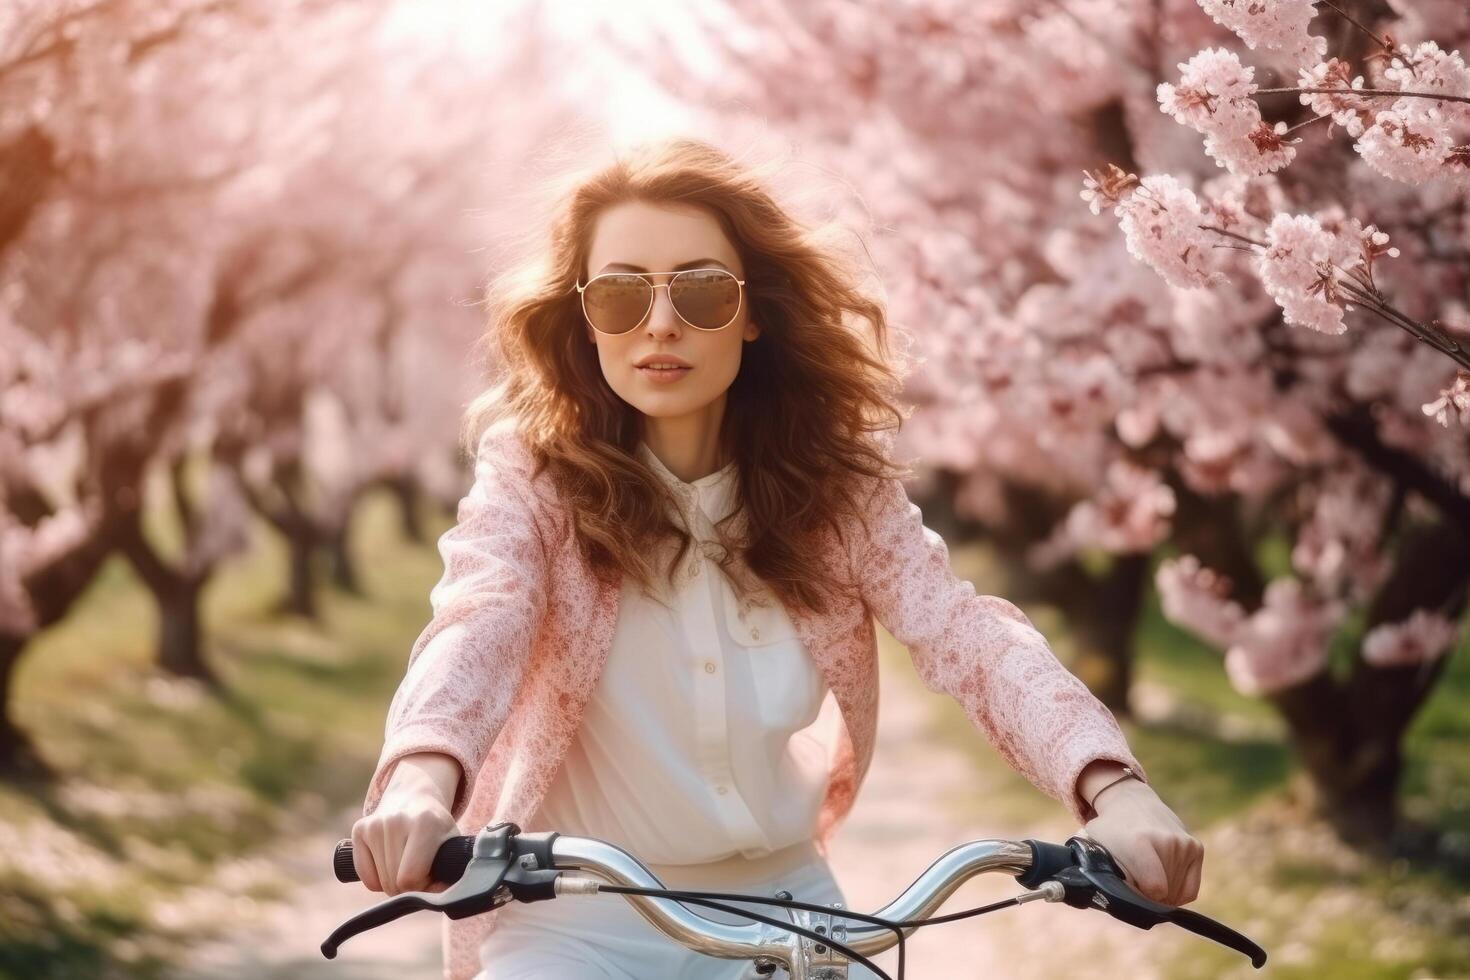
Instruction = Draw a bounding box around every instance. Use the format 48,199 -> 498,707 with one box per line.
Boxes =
575,267 -> 746,336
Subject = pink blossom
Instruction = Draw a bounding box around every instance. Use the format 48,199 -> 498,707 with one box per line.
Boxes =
1080,164 -> 1139,216
1156,555 -> 1247,649
1291,468 -> 1393,600
1354,107 -> 1458,185
1158,48 -> 1296,176
1257,213 -> 1346,334
1385,41 -> 1470,128
1195,0 -> 1327,68
1313,210 -> 1401,279
1204,119 -> 1297,176
1157,48 -> 1259,138
1063,459 -> 1177,553
1361,608 -> 1461,668
1113,174 -> 1221,289
1298,59 -> 1372,137
1224,579 -> 1346,696
1422,371 -> 1470,426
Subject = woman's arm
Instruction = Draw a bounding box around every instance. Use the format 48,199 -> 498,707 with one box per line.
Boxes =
361,429 -> 549,823
855,472 -> 1148,827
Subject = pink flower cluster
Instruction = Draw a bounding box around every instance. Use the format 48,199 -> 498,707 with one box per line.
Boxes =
1355,42 -> 1470,185
1062,459 -> 1178,553
1223,579 -> 1346,697
1297,59 -> 1372,137
1155,555 -> 1246,650
1196,0 -> 1326,69
1257,213 -> 1346,334
1158,48 -> 1295,177
1422,371 -> 1470,427
1355,109 -> 1459,184
1290,469 -> 1392,601
1113,174 -> 1222,289
1361,609 -> 1461,669
1386,41 -> 1470,128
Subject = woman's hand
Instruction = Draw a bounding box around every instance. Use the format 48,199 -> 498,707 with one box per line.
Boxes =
352,792 -> 460,896
1080,778 -> 1203,907
353,752 -> 464,896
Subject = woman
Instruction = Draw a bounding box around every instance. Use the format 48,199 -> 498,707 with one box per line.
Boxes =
352,137 -> 1202,980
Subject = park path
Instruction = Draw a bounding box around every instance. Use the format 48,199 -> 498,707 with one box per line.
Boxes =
168,660 -> 1162,980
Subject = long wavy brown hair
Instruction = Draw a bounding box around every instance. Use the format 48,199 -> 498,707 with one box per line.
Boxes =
463,136 -> 913,616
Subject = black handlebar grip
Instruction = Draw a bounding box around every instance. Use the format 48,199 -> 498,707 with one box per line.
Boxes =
333,835 -> 477,885
1016,839 -> 1076,889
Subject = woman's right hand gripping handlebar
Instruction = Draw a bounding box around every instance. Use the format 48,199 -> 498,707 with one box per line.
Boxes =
351,752 -> 464,896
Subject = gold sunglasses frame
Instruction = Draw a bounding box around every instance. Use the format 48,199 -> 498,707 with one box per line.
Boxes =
574,267 -> 747,336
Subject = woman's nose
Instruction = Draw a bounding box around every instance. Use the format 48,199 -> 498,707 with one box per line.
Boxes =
644,281 -> 683,338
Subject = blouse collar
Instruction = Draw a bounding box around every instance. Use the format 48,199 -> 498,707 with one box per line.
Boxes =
635,440 -> 739,528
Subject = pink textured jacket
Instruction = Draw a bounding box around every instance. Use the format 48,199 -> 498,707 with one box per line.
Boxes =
362,424 -> 1147,980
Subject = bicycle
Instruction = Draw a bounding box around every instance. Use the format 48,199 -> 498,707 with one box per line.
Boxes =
324,821 -> 1266,979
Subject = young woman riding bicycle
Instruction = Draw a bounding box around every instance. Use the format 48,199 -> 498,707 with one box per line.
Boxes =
350,136 -> 1203,980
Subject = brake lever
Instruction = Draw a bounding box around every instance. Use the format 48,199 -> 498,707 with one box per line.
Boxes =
1063,835 -> 1267,969
320,821 -> 521,959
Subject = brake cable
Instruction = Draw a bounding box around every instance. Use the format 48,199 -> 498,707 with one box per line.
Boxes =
600,882 -> 1029,980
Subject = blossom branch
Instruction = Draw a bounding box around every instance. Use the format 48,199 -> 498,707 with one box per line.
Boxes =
1314,0 -> 1394,54
1279,112 -> 1336,137
1259,86 -> 1470,106
1196,223 -> 1470,372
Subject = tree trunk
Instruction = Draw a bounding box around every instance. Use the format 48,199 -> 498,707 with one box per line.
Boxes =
285,530 -> 318,618
389,474 -> 424,544
1298,735 -> 1403,849
326,524 -> 361,595
157,578 -> 216,683
1064,553 -> 1150,717
1270,671 -> 1398,847
0,632 -> 49,779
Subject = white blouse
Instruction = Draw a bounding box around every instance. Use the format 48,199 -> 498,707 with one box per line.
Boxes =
530,441 -> 835,865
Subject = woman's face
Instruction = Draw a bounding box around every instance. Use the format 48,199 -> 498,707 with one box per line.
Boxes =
582,200 -> 760,424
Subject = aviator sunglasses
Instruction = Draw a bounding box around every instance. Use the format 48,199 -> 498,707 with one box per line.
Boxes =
575,267 -> 747,335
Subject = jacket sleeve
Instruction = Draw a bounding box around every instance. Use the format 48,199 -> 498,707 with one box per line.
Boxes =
361,429 -> 548,822
855,472 -> 1147,826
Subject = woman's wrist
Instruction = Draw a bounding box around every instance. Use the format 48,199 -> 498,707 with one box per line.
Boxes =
383,752 -> 463,813
1077,760 -> 1148,817
1090,771 -> 1150,813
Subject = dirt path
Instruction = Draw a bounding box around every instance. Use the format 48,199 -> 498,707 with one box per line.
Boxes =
167,662 -> 1172,980
163,805 -> 444,980
823,664 -> 1154,980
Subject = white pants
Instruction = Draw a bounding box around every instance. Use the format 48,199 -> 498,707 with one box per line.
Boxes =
476,839 -> 879,979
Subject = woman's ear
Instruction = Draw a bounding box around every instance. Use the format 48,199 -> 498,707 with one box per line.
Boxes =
743,320 -> 761,342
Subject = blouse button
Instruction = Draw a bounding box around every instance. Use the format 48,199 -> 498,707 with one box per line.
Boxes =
749,627 -> 761,641
704,661 -> 716,674
716,785 -> 729,795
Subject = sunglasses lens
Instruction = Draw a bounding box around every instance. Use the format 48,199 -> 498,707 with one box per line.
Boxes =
584,274 -> 652,334
671,269 -> 741,329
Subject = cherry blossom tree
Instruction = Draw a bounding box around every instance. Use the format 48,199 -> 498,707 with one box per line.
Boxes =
0,0 -> 588,769
633,0 -> 1470,846
0,0 -> 270,769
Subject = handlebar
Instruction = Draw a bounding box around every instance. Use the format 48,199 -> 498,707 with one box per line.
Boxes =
323,822 -> 1266,973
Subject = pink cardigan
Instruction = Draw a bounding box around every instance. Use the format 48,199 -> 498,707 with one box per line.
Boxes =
362,423 -> 1147,980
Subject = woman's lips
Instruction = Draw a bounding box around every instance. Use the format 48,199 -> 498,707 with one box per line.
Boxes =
636,365 -> 692,383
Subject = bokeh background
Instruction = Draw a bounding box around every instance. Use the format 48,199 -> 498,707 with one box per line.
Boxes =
2,1 -> 1469,978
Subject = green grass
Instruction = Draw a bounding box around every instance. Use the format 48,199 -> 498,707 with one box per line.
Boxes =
0,490 -> 452,980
